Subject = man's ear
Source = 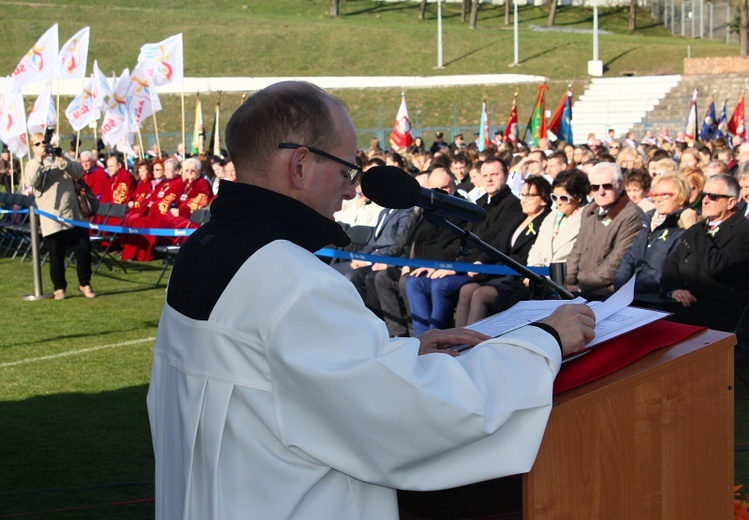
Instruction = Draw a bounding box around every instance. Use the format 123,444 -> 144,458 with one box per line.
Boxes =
287,146 -> 309,190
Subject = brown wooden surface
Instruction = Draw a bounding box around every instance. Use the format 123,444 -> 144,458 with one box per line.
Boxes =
523,329 -> 736,520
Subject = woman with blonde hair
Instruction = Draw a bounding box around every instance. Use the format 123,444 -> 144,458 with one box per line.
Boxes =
615,147 -> 643,170
615,173 -> 696,294
682,167 -> 706,214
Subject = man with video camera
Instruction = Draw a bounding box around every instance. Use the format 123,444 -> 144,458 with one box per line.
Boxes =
23,130 -> 95,300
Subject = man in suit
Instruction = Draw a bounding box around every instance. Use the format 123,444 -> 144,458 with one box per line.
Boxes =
332,205 -> 413,286
406,158 -> 522,335
660,174 -> 749,332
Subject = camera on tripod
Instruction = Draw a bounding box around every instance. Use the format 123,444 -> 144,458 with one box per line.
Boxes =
42,127 -> 63,157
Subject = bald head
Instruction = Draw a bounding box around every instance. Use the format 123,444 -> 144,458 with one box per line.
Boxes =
225,81 -> 347,183
428,168 -> 456,195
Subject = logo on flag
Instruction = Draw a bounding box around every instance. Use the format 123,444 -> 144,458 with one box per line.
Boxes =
389,95 -> 414,150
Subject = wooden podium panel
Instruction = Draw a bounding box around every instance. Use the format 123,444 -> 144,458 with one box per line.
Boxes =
523,329 -> 735,520
399,329 -> 735,520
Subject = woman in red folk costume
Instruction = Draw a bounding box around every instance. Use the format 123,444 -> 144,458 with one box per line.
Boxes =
157,157 -> 212,229
128,159 -> 156,210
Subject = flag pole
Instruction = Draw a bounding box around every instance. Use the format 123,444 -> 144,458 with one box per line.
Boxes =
9,152 -> 15,193
181,80 -> 186,159
136,127 -> 145,160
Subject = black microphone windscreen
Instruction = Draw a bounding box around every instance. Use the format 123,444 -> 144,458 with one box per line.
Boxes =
360,166 -> 421,209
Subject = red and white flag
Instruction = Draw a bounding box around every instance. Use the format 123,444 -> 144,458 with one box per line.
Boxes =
11,24 -> 59,89
0,84 -> 29,157
684,89 -> 698,142
505,94 -> 518,145
58,27 -> 90,81
138,34 -> 184,86
27,80 -> 56,134
728,92 -> 746,141
389,94 -> 413,150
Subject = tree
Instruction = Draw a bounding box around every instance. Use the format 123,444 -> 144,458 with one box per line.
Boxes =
469,0 -> 480,29
629,0 -> 637,32
330,0 -> 339,17
419,0 -> 428,20
547,0 -> 559,27
462,0 -> 469,23
505,0 -> 513,25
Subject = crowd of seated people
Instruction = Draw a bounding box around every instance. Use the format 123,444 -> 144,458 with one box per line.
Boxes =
344,129 -> 749,365
13,126 -> 749,362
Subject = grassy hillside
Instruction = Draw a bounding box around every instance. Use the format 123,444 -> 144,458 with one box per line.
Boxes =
2,1 -> 739,149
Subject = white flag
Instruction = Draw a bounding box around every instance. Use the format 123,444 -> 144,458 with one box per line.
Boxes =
11,24 -> 59,89
101,110 -> 130,149
91,60 -> 113,111
0,84 -> 29,157
65,79 -> 97,132
58,27 -> 90,81
137,33 -> 183,86
27,80 -> 56,134
127,61 -> 162,128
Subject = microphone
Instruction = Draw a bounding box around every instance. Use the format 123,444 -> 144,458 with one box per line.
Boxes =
360,166 -> 487,223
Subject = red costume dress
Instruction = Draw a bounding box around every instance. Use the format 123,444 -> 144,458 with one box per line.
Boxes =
83,166 -> 108,200
101,167 -> 137,206
129,175 -> 156,210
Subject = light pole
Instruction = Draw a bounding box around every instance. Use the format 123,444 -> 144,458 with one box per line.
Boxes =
588,0 -> 603,76
437,0 -> 444,69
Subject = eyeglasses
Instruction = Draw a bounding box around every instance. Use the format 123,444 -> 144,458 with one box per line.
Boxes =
610,145 -> 620,149
520,192 -> 540,199
701,192 -> 732,202
651,192 -> 675,199
550,193 -> 573,203
590,183 -> 615,192
279,143 -> 361,185
33,142 -> 44,147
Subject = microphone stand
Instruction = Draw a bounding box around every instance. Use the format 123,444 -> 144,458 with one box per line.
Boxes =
426,214 -> 575,301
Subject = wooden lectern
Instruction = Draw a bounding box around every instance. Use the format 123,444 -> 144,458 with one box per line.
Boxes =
399,329 -> 736,520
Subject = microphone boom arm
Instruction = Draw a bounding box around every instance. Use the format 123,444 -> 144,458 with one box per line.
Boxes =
426,213 -> 575,301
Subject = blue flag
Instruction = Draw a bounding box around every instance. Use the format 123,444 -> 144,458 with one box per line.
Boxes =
699,98 -> 717,141
559,95 -> 573,144
716,100 -> 728,139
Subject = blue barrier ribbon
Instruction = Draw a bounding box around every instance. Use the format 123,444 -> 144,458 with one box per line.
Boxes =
315,248 -> 550,276
0,208 -> 29,215
33,209 -> 550,276
35,209 -> 196,237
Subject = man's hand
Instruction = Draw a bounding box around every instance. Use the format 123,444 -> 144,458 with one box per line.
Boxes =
540,304 -> 596,357
372,262 -> 387,271
350,260 -> 370,270
429,269 -> 456,279
411,267 -> 433,278
671,289 -> 696,307
417,328 -> 490,357
170,208 -> 179,217
679,208 -> 698,229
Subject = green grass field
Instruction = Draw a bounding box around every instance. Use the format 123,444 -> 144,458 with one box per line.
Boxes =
1,0 -> 740,150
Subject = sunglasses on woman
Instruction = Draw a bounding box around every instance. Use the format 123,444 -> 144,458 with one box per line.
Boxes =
550,193 -> 574,203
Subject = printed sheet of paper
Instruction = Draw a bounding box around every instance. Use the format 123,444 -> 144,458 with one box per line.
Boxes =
460,276 -> 668,353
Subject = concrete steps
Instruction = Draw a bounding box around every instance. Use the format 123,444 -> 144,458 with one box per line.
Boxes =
571,75 -> 681,143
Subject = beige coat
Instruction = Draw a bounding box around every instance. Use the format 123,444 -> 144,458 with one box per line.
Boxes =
526,207 -> 583,267
24,157 -> 85,238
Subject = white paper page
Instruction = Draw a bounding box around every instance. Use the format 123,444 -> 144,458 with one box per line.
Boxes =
586,306 -> 670,347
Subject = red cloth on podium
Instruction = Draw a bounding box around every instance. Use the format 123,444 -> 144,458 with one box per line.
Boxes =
553,320 -> 706,394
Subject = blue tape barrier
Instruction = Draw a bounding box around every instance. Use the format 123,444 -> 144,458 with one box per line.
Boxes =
0,208 -> 29,215
35,209 -> 196,238
32,209 -> 550,276
315,248 -> 550,277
